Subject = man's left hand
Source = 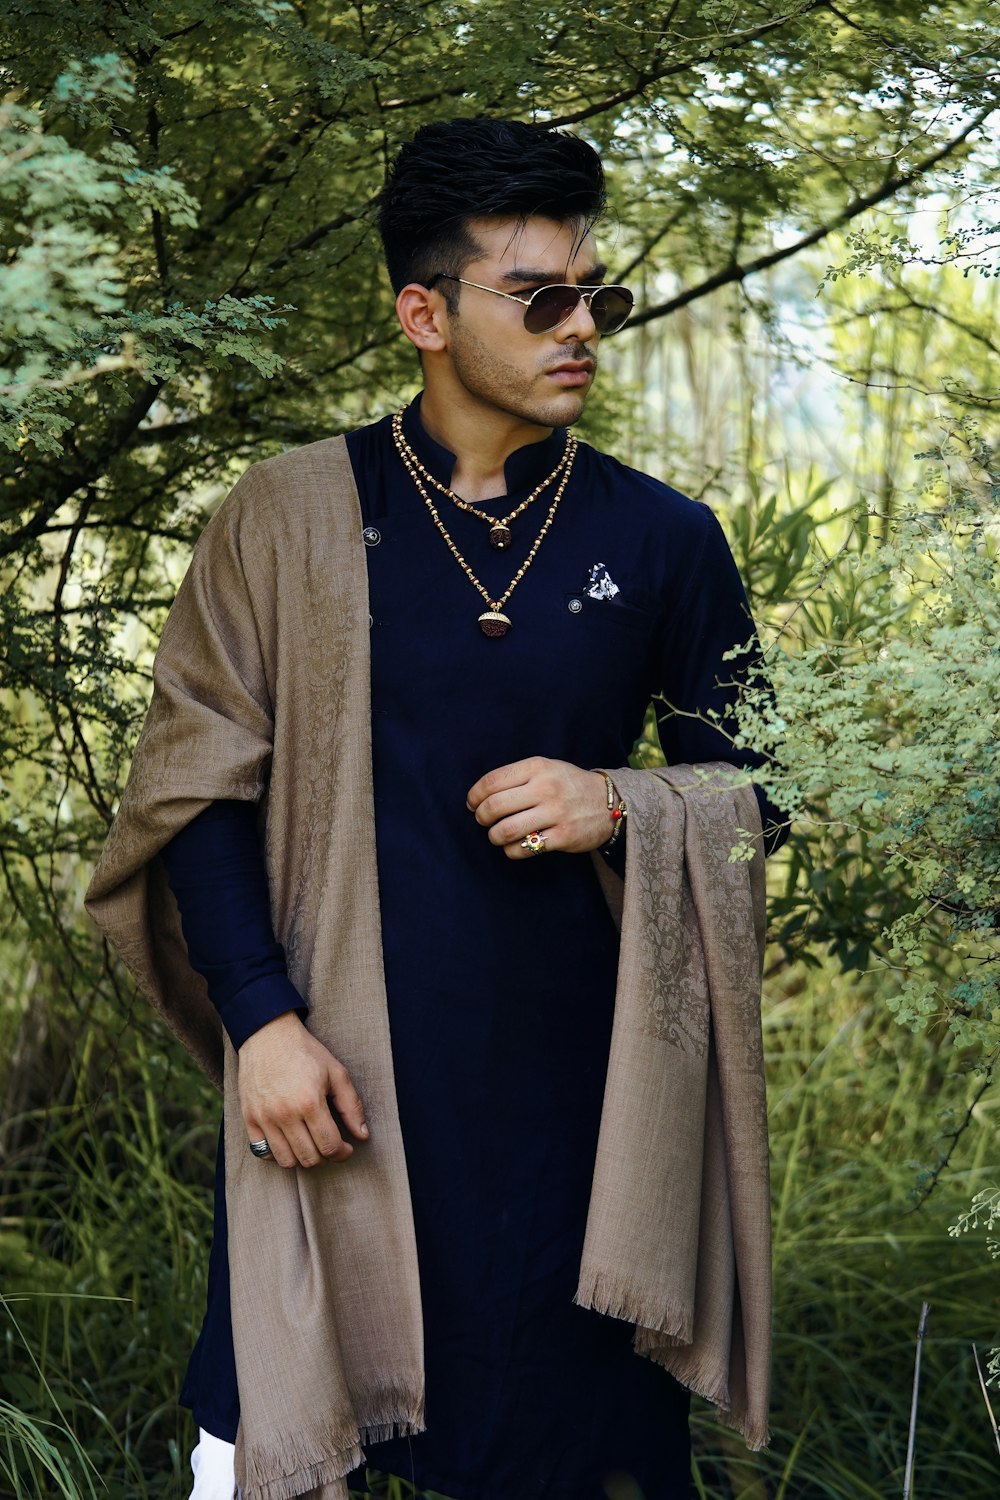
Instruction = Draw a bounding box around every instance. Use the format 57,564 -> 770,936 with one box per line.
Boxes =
467,756 -> 610,859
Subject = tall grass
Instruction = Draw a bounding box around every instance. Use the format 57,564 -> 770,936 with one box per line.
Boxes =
693,967 -> 999,1498
1,997 -> 215,1500
1,961 -> 996,1499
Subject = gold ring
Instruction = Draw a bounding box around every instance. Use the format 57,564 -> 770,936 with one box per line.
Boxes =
520,830 -> 546,855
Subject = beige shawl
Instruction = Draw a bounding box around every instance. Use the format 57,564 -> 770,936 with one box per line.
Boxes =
85,435 -> 771,1499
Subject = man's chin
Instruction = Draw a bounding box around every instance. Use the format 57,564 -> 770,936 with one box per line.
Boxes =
530,386 -> 592,428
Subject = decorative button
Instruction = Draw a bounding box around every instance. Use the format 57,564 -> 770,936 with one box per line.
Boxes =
363,527 -> 381,546
567,597 -> 583,614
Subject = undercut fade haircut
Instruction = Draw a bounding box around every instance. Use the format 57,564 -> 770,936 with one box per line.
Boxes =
378,117 -> 607,309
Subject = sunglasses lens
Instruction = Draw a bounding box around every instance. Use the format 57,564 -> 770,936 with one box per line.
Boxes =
522,285 -> 584,334
590,286 -> 634,334
522,285 -> 635,335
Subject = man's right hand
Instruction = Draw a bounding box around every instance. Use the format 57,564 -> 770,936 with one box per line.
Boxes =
237,1011 -> 369,1169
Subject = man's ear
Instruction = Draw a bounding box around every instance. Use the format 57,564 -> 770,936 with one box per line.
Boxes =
396,283 -> 449,352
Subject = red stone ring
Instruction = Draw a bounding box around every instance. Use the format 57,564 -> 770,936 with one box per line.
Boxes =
519,831 -> 547,856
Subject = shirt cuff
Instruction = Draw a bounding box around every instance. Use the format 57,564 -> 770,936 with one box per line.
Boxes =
217,974 -> 308,1052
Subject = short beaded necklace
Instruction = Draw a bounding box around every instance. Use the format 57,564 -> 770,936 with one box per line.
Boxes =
390,408 -> 577,638
391,415 -> 572,550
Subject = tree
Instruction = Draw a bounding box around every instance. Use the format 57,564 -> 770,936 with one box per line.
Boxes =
4,5 -> 1000,1490
3,1 -> 999,1000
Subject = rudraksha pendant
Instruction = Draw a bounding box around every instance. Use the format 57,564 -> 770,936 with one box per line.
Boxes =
478,610 -> 512,638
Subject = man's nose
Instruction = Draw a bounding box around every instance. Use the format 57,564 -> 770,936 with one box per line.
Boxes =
556,292 -> 599,345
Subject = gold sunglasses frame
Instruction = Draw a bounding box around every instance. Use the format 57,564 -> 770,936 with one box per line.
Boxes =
429,274 -> 634,335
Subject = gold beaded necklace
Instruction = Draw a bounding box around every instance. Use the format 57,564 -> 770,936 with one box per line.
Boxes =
391,416 -> 572,550
390,409 -> 577,638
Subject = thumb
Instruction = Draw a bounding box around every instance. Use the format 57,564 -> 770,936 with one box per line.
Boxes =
326,1056 -> 370,1141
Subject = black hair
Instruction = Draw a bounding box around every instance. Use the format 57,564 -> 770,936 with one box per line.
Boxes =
377,117 -> 606,306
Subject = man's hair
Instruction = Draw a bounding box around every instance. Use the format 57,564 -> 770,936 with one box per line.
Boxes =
377,117 -> 606,305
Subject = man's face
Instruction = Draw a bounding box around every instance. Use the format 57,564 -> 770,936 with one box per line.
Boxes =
440,215 -> 607,430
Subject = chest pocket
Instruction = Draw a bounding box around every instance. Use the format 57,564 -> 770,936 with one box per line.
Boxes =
551,585 -> 659,726
562,589 -> 658,637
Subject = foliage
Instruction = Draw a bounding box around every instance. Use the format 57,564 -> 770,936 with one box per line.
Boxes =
0,57 -> 290,453
3,1 -> 1000,1076
731,423 -> 999,1058
4,1 -> 1000,1490
0,1317 -> 102,1500
3,961 -> 997,1498
1,1000 -> 217,1499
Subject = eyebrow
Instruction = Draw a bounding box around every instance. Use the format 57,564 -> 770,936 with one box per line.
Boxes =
497,262 -> 608,287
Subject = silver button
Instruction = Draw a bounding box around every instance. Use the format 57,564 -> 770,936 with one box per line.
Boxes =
568,597 -> 583,614
363,527 -> 381,546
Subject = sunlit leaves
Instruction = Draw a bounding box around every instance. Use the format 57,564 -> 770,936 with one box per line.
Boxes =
737,429 -> 1000,1056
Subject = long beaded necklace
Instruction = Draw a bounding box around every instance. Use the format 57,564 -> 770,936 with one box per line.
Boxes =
391,409 -> 578,638
391,414 -> 572,550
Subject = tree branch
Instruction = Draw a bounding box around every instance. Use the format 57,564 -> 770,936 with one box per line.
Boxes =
850,292 -> 1000,358
184,106 -> 332,253
251,203 -> 372,283
544,1 -> 830,128
1,381 -> 162,559
909,1068 -> 994,1210
626,108 -> 993,329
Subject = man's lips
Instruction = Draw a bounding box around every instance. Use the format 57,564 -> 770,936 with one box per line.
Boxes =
546,361 -> 595,387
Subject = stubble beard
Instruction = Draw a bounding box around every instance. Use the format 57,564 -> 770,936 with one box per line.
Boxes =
448,319 -> 595,431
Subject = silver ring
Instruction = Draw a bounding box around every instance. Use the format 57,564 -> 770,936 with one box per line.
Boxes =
248,1138 -> 272,1159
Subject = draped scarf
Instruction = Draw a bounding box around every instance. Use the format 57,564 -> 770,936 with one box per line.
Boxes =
85,435 -> 771,1499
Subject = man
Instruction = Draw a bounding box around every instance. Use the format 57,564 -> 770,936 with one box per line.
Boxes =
87,117 -> 781,1500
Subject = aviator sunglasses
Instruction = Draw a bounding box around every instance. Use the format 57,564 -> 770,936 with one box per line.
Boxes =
428,273 -> 634,336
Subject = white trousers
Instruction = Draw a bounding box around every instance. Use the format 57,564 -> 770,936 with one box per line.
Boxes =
188,1428 -> 239,1500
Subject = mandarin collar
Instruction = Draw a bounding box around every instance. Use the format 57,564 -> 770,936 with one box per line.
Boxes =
401,395 -> 568,498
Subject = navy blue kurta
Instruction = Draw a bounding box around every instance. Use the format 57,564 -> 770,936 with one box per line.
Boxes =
164,400 -> 781,1500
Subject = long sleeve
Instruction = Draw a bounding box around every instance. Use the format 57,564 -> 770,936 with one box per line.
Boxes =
160,799 -> 306,1051
655,504 -> 788,854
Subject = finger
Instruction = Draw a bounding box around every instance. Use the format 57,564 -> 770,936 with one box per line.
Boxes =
504,825 -> 557,859
284,1115 -> 352,1169
466,756 -> 544,811
487,809 -> 550,848
299,1095 -> 356,1162
473,784 -> 537,829
244,1111 -> 279,1166
326,1062 -> 370,1141
255,1123 -> 296,1169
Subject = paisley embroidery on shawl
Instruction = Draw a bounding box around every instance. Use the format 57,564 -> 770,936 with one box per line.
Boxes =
684,780 -> 770,1181
633,784 -> 711,1055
